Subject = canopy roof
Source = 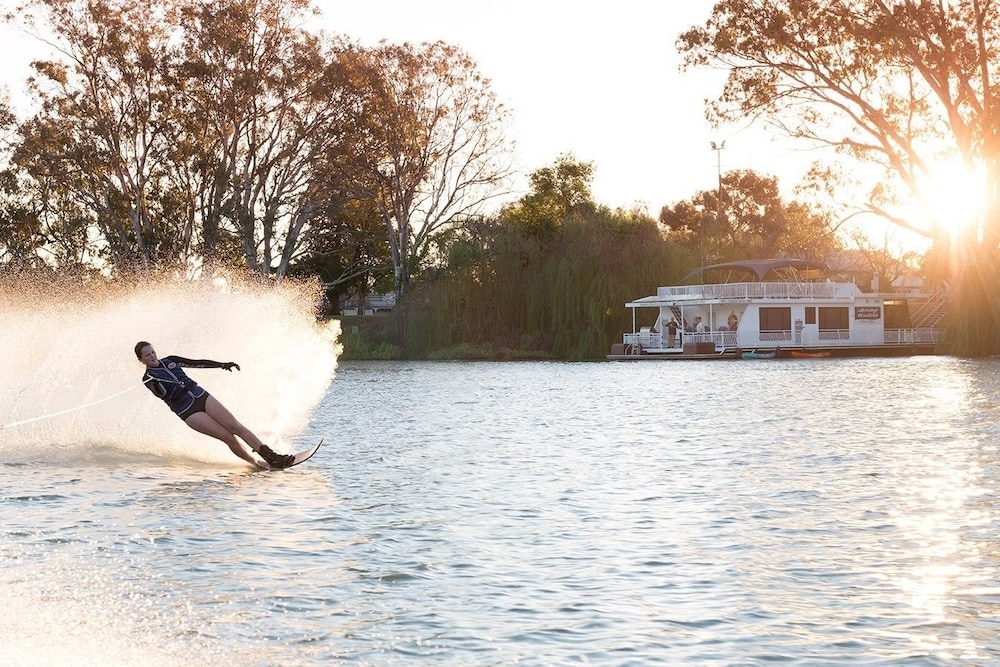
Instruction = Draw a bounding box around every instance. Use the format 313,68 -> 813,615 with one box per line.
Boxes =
681,259 -> 830,284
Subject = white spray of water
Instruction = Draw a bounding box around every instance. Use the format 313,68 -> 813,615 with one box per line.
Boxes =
0,275 -> 341,465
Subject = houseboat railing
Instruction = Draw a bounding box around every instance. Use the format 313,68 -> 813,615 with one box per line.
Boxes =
682,331 -> 738,349
623,331 -> 664,351
760,329 -> 793,342
622,327 -> 939,354
884,328 -> 940,344
623,330 -> 738,352
657,282 -> 850,301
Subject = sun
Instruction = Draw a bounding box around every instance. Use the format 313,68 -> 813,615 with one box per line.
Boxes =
916,159 -> 984,241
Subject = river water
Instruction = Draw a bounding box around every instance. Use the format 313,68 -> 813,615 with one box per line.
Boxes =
3,356 -> 1000,666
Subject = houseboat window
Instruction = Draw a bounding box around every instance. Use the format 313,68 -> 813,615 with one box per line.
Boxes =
759,307 -> 791,331
818,307 -> 849,330
805,307 -> 816,325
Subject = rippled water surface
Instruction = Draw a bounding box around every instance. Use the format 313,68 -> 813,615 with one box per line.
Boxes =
4,357 -> 1000,665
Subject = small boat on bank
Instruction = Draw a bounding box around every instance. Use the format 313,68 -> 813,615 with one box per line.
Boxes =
608,258 -> 946,360
790,350 -> 832,359
741,349 -> 777,360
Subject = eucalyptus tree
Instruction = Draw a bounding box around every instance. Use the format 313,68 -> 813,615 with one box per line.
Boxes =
679,0 -> 1000,353
287,195 -> 393,314
338,41 -> 515,299
12,0 -> 187,273
173,0 -> 350,279
0,96 -> 44,269
11,0 -> 351,280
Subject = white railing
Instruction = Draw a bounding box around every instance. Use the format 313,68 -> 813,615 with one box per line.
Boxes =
884,328 -> 940,344
682,331 -> 738,349
910,288 -> 947,327
623,327 -> 940,354
623,331 -> 664,351
657,282 -> 851,301
760,330 -> 793,342
623,330 -> 738,352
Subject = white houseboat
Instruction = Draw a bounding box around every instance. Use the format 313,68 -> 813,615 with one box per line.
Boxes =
609,259 -> 945,360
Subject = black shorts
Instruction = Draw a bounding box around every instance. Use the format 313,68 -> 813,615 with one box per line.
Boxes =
177,392 -> 210,420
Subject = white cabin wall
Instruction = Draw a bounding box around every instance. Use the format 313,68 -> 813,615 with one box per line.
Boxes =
734,302 -> 888,348
852,298 -> 885,344
734,305 -> 761,348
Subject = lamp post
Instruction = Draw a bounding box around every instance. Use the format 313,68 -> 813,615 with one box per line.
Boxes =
710,140 -> 725,220
708,140 -> 726,271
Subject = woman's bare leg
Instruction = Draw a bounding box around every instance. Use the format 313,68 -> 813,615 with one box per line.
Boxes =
203,395 -> 268,451
185,411 -> 262,467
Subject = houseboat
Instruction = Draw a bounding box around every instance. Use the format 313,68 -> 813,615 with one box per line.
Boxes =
608,259 -> 945,360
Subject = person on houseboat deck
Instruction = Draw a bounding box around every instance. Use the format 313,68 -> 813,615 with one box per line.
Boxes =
134,341 -> 294,469
666,318 -> 679,347
728,311 -> 738,330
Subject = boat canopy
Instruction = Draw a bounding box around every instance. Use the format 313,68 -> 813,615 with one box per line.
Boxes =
681,259 -> 830,285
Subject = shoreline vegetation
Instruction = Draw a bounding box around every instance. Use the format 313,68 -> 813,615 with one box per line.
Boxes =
336,316 -> 559,361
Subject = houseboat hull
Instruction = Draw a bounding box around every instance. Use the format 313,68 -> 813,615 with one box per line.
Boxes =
607,344 -> 936,361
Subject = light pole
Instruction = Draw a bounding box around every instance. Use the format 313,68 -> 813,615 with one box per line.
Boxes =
710,140 -> 725,218
708,140 -> 726,270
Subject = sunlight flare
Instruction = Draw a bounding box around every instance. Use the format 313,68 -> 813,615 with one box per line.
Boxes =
917,160 -> 984,241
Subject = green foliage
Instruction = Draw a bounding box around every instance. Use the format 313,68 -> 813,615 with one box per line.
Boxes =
367,156 -> 694,359
287,197 -> 392,314
394,203 -> 692,360
336,315 -> 402,360
502,154 -> 596,238
659,169 -> 841,262
424,344 -> 500,360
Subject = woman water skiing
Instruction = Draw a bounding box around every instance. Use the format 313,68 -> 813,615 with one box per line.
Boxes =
134,341 -> 293,469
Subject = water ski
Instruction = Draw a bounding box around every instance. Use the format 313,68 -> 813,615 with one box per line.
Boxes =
261,438 -> 324,471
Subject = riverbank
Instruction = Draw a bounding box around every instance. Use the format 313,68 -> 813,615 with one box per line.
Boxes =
336,315 -> 562,361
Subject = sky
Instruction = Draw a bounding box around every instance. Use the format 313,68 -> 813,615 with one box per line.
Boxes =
313,0 -> 809,213
0,0 -> 813,216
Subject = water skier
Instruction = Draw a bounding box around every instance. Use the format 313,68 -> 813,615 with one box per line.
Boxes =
134,341 -> 293,469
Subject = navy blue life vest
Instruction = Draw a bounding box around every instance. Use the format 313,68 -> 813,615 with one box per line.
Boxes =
142,355 -> 212,415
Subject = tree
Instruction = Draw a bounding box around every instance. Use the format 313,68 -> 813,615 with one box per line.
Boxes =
400,192 -> 687,360
678,0 -> 1000,354
172,0 -> 349,279
846,227 -> 925,293
0,95 -> 47,270
502,154 -> 596,239
13,0 -> 187,274
338,41 -> 514,300
659,169 -> 840,262
10,0 -> 350,279
288,196 -> 392,314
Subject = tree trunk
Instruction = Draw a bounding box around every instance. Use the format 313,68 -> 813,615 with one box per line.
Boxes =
948,235 -> 1000,356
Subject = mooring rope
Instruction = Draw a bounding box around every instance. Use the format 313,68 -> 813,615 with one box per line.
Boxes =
0,380 -> 150,431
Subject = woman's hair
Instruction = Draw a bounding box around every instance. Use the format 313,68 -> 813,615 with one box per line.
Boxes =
134,341 -> 152,359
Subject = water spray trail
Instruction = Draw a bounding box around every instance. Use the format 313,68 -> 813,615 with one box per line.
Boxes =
0,275 -> 341,464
